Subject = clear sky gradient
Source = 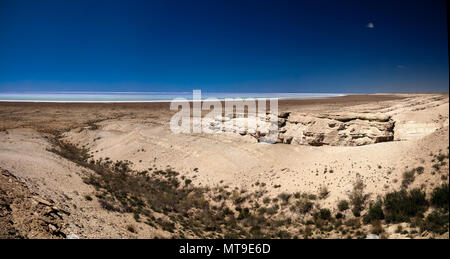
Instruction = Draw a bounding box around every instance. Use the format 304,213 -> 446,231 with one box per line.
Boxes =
0,0 -> 448,93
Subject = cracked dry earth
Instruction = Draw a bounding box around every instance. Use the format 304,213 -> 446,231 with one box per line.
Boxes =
0,93 -> 448,238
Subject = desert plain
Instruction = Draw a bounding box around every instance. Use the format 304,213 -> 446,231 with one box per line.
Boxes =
0,93 -> 448,239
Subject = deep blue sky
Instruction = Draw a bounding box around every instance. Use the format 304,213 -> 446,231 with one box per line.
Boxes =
0,0 -> 448,93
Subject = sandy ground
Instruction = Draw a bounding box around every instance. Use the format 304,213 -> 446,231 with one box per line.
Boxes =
0,93 -> 448,238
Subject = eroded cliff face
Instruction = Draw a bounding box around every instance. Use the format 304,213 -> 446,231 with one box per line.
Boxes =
204,111 -> 395,146
279,112 -> 395,146
197,95 -> 449,147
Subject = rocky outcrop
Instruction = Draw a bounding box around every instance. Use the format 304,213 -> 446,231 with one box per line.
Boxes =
206,114 -> 278,137
280,112 -> 395,146
206,111 -> 395,146
0,168 -> 68,239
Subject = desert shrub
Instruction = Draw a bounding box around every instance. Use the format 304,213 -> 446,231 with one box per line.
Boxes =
420,211 -> 449,234
370,220 -> 384,235
349,179 -> 367,217
384,188 -> 428,223
344,218 -> 361,229
127,225 -> 136,233
277,230 -> 291,239
87,120 -> 100,130
319,186 -> 329,199
266,204 -> 279,215
436,153 -> 448,162
307,194 -> 317,200
296,198 -> 313,214
232,191 -> 246,204
338,200 -> 349,211
133,212 -> 141,222
430,183 -> 449,211
156,218 -> 175,233
237,207 -> 251,220
98,197 -> 122,212
318,208 -> 332,221
415,166 -> 424,175
401,170 -> 415,188
48,139 -> 90,164
278,192 -> 291,204
303,226 -> 313,238
432,163 -> 441,171
363,199 -> 384,224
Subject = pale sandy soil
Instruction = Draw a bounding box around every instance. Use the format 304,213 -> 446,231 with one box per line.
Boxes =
0,128 -> 168,238
0,93 -> 448,238
62,94 -> 449,204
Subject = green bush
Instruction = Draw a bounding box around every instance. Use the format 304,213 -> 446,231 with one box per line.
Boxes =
363,199 -> 384,224
296,198 -> 313,214
384,188 -> 428,223
319,208 -> 332,221
430,183 -> 449,211
338,200 -> 349,211
349,179 -> 366,217
420,211 -> 449,234
266,204 -> 279,215
237,207 -> 251,220
352,208 -> 361,217
278,192 -> 292,203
